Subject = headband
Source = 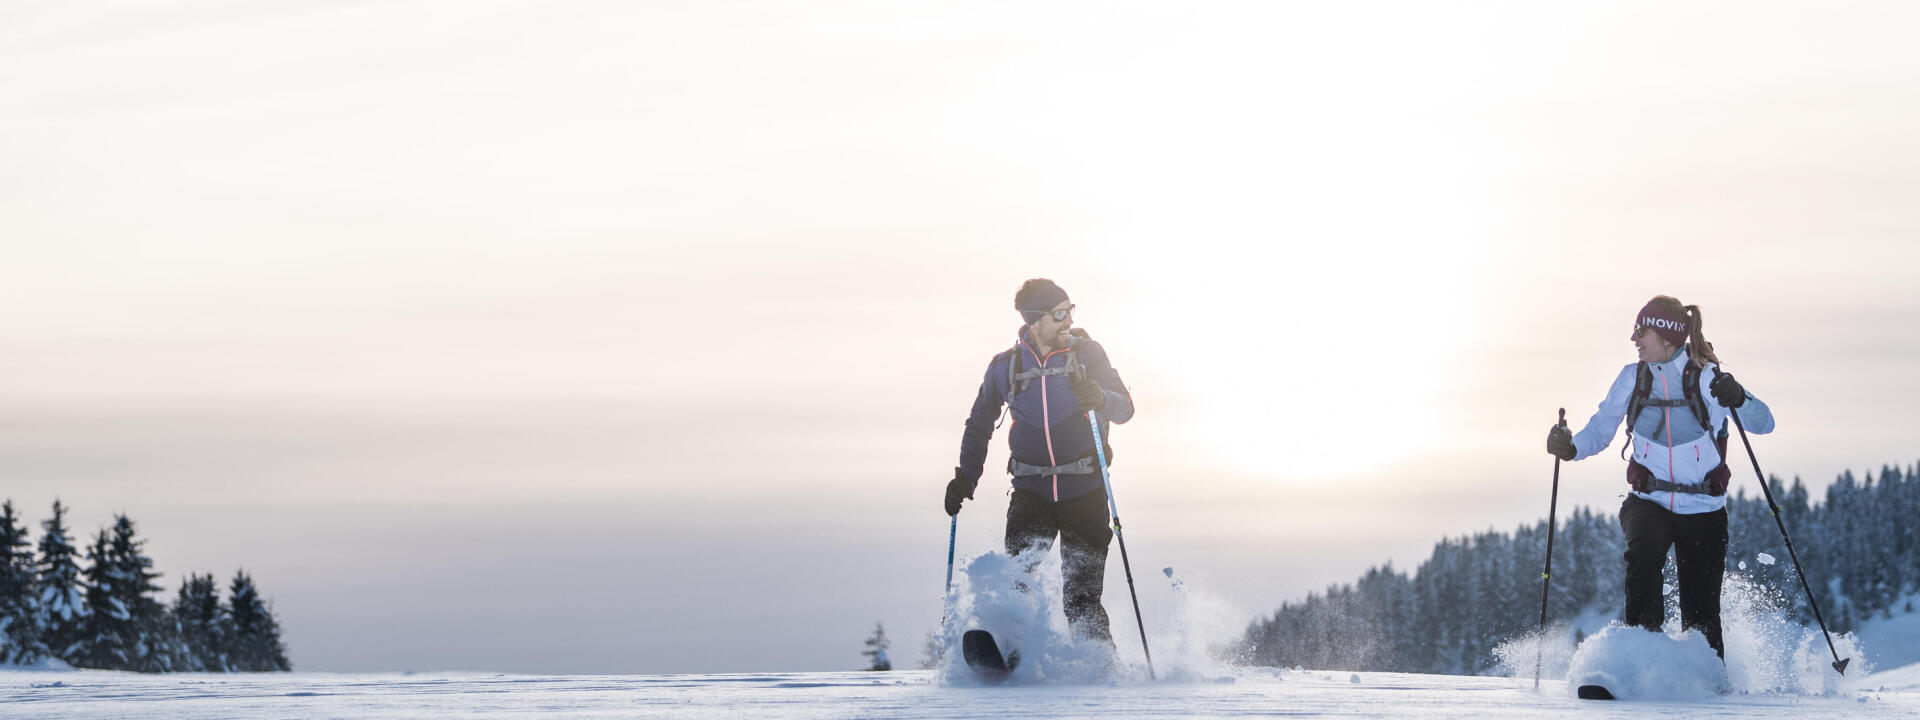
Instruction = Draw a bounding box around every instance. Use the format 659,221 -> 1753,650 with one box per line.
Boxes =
1636,301 -> 1689,347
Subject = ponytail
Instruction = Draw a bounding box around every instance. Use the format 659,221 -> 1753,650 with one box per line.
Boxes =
1684,303 -> 1719,369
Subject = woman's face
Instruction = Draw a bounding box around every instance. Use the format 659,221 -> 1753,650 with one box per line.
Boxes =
1632,325 -> 1673,363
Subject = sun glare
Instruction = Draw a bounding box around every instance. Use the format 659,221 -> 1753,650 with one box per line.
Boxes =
934,3 -> 1516,482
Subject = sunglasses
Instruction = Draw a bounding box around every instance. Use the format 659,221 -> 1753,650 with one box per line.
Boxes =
1043,305 -> 1075,322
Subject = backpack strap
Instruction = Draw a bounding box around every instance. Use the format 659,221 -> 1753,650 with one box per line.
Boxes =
1007,455 -> 1101,478
1681,361 -> 1712,434
1006,340 -> 1082,403
1064,336 -> 1082,384
1622,359 -> 1718,457
1621,362 -> 1652,459
1622,355 -> 1732,495
1006,345 -> 1021,401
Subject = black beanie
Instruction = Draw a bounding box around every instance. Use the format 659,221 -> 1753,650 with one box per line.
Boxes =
1016,281 -> 1070,324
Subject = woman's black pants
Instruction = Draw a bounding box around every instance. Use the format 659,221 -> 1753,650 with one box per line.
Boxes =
1620,494 -> 1728,658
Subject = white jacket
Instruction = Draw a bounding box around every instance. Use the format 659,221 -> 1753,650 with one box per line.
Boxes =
1570,346 -> 1776,514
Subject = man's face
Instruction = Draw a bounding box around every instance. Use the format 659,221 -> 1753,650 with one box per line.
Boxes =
1030,299 -> 1074,349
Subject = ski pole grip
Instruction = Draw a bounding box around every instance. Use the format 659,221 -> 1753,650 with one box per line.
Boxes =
1557,407 -> 1566,427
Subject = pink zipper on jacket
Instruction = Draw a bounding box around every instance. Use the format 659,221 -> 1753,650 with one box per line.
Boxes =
1021,339 -> 1071,502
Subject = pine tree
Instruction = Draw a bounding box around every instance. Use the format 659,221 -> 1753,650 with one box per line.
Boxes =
106,515 -> 169,672
69,515 -> 171,671
226,570 -> 290,671
172,573 -> 227,671
861,622 -> 891,671
0,500 -> 46,664
73,528 -> 126,669
36,500 -> 88,662
916,629 -> 942,670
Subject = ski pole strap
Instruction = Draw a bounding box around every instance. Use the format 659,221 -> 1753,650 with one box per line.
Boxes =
1007,455 -> 1102,478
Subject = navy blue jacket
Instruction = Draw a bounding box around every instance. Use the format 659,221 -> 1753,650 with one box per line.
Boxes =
958,327 -> 1134,501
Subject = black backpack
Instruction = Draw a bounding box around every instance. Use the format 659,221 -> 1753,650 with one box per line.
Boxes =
1621,355 -> 1732,495
1621,359 -> 1716,456
997,330 -> 1114,474
1004,331 -> 1087,405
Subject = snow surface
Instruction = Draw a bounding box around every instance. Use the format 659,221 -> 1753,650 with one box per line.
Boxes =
3,666 -> 1916,719
8,551 -> 1915,717
1852,594 -> 1920,671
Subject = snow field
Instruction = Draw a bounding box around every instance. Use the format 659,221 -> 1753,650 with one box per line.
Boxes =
5,666 -> 1916,719
10,551 -> 1916,717
1851,591 -> 1920,671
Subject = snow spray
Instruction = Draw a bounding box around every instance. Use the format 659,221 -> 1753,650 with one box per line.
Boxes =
934,555 -> 1247,686
1152,566 -> 1250,683
934,548 -> 1121,686
1494,562 -> 1871,699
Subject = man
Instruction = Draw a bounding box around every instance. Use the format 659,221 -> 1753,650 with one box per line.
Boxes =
945,278 -> 1134,643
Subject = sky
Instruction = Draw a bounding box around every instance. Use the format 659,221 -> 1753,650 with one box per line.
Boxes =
3,1 -> 1919,674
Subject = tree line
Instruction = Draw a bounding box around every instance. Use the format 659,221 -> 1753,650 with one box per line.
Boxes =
0,499 -> 290,672
1239,463 -> 1920,674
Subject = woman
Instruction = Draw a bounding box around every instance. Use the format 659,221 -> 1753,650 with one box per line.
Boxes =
1546,295 -> 1775,658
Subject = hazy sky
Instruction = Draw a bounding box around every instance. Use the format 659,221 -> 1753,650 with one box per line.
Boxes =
4,1 -> 1919,673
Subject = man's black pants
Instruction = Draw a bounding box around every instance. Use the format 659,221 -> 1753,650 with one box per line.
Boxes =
1620,494 -> 1729,657
1006,486 -> 1113,644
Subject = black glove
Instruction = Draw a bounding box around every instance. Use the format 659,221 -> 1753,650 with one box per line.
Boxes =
1073,373 -> 1106,413
1710,371 -> 1746,409
944,468 -> 976,516
1547,423 -> 1576,461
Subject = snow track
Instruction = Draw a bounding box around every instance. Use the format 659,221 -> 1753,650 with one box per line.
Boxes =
4,667 -> 1915,719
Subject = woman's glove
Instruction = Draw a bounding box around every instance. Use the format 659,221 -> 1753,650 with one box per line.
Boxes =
1710,371 -> 1747,409
1547,423 -> 1576,461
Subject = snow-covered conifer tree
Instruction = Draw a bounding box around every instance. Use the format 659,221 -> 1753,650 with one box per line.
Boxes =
916,629 -> 942,670
105,515 -> 169,672
226,570 -> 290,671
73,528 -> 126,669
0,500 -> 46,664
861,622 -> 891,671
172,573 -> 227,671
71,515 -> 169,671
36,500 -> 88,662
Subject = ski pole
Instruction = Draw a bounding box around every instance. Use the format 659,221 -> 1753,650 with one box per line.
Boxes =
945,515 -> 957,594
1088,410 -> 1153,680
1534,408 -> 1566,691
1727,400 -> 1850,675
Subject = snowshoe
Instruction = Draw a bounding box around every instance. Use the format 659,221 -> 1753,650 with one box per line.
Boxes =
962,629 -> 1017,683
